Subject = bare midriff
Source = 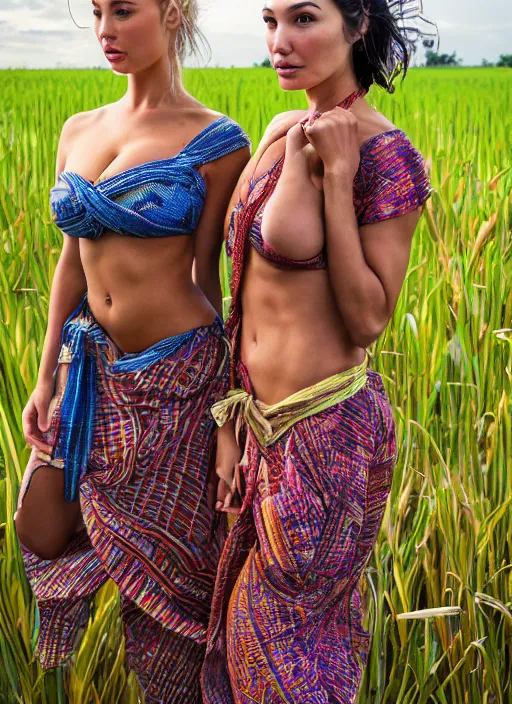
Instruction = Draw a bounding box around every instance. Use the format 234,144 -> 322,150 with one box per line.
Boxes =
240,247 -> 366,406
81,231 -> 216,354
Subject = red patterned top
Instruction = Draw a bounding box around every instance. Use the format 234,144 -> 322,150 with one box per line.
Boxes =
225,100 -> 432,382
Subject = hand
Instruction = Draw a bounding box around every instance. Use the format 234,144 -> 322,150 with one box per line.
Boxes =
22,381 -> 54,455
260,110 -> 308,151
216,465 -> 243,516
303,106 -> 360,179
215,422 -> 243,514
284,119 -> 310,158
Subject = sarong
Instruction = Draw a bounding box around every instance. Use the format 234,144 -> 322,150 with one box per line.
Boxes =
17,297 -> 230,703
202,358 -> 397,704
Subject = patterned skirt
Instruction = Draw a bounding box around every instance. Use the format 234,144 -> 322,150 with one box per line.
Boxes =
17,298 -> 229,703
202,360 -> 397,704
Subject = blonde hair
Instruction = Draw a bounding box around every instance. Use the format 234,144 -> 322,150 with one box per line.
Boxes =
162,0 -> 209,64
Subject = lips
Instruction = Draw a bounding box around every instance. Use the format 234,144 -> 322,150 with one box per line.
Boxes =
274,61 -> 303,77
104,45 -> 126,62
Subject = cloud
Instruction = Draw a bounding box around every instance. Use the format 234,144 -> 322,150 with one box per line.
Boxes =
437,19 -> 512,33
0,0 -> 510,69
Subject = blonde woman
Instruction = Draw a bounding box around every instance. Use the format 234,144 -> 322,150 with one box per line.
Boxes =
14,0 -> 250,700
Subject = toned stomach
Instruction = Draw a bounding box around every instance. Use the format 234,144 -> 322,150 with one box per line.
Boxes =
240,249 -> 366,406
80,232 -> 216,354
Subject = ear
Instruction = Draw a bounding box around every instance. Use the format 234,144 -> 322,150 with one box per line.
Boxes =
354,12 -> 370,43
359,13 -> 370,38
164,1 -> 182,31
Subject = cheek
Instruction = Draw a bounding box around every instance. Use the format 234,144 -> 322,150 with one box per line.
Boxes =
307,26 -> 350,71
128,16 -> 165,53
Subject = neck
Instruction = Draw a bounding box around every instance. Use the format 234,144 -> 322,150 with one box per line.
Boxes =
306,65 -> 361,114
123,55 -> 186,111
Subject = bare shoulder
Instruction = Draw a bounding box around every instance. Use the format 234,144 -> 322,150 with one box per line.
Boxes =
59,105 -> 111,148
354,104 -> 398,147
262,110 -> 307,143
62,105 -> 111,134
178,104 -> 238,132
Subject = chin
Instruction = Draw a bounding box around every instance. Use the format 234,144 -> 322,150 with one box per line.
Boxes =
276,74 -> 308,92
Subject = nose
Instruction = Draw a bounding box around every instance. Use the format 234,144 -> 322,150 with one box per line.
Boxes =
98,15 -> 117,43
271,24 -> 292,56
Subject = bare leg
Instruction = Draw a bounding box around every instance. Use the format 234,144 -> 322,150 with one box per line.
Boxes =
15,465 -> 82,560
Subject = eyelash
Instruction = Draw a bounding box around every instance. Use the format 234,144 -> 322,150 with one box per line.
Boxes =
263,14 -> 315,27
93,8 -> 132,19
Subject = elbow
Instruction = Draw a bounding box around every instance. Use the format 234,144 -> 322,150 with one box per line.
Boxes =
345,317 -> 388,349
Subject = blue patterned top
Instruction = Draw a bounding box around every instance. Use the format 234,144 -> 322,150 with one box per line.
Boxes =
50,116 -> 250,239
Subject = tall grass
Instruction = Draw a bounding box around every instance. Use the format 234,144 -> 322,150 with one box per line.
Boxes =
0,67 -> 511,702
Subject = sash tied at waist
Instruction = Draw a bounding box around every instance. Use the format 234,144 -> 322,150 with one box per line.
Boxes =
211,354 -> 370,448
53,296 -> 199,502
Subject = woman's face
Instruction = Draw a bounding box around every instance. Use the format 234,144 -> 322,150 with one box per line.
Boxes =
262,0 -> 355,91
92,0 -> 175,74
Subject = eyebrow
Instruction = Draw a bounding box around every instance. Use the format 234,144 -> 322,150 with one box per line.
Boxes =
92,0 -> 136,6
263,2 -> 322,12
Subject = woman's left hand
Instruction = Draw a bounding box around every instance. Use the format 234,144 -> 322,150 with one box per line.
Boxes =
303,107 -> 360,179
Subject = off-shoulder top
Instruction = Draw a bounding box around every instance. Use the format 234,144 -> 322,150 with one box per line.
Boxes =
50,116 -> 250,239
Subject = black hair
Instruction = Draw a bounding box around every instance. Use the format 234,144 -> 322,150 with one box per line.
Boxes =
334,0 -> 438,93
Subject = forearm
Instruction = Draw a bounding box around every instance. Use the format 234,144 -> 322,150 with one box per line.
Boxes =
38,249 -> 87,385
323,169 -> 388,346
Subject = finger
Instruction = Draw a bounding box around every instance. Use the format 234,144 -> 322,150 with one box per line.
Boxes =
217,478 -> 231,505
222,506 -> 241,516
25,434 -> 53,455
23,416 -> 52,454
38,407 -> 50,433
216,489 -> 234,513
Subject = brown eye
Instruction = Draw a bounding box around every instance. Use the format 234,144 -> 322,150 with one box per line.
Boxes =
296,14 -> 314,24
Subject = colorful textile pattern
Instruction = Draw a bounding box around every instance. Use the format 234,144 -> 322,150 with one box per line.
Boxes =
211,354 -> 369,448
18,300 -> 230,703
226,128 -> 431,273
225,89 -> 366,274
227,158 -> 328,271
202,363 -> 397,704
51,116 -> 250,240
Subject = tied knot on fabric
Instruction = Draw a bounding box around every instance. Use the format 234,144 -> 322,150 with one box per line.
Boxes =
212,354 -> 371,450
211,390 -> 274,447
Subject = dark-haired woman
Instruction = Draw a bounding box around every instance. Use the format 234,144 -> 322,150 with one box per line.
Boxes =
202,0 -> 434,702
14,1 -> 250,701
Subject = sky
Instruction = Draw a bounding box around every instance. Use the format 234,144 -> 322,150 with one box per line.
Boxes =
0,0 -> 510,70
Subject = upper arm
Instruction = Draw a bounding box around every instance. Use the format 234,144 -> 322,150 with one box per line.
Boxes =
54,112 -> 87,182
355,133 -> 432,316
195,146 -> 251,267
359,208 -> 422,316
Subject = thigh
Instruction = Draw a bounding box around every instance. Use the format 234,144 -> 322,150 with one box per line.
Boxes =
16,361 -> 82,560
15,463 -> 82,560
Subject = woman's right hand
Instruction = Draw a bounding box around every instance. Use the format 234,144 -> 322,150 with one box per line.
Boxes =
22,381 -> 54,455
